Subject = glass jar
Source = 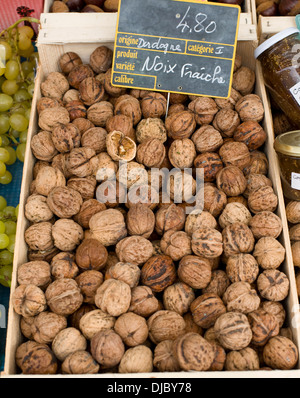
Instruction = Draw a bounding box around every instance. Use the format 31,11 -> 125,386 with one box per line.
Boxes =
254,27 -> 300,129
274,130 -> 300,200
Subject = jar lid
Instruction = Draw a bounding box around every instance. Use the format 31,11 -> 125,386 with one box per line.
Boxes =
274,130 -> 300,157
254,27 -> 300,59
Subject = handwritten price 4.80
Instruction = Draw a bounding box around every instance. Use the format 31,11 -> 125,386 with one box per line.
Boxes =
176,6 -> 217,34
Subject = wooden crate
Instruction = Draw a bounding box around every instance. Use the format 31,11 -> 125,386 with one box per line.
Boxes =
41,0 -> 257,41
257,15 -> 297,42
3,38 -> 300,377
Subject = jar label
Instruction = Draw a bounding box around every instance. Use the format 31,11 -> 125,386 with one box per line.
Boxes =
289,81 -> 300,106
291,172 -> 300,190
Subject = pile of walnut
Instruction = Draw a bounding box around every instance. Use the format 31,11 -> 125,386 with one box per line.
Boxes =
12,46 -> 299,375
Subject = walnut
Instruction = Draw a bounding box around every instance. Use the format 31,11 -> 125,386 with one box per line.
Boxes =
24,195 -> 53,224
114,312 -> 148,347
188,97 -> 218,125
167,138 -> 196,169
219,203 -> 252,229
165,110 -> 196,139
106,114 -> 135,141
59,52 -> 82,74
52,218 -> 84,251
178,255 -> 212,289
103,0 -> 119,11
12,284 -> 47,318
209,343 -> 226,371
243,150 -> 269,176
47,186 -> 83,219
67,64 -> 94,89
79,309 -> 115,340
104,68 -> 126,97
67,175 -> 96,200
153,340 -> 181,372
38,107 -> 70,131
27,247 -> 60,264
225,347 -> 260,371
214,312 -> 252,350
76,199 -> 106,229
167,170 -> 196,203
222,223 -> 255,257
63,89 -> 80,103
50,252 -> 79,279
292,241 -> 300,267
34,165 -> 66,197
116,161 -> 147,189
147,310 -> 186,344
20,316 -> 35,340
185,211 -> 217,236
226,253 -> 259,284
215,87 -> 242,109
183,312 -> 203,335
234,120 -> 267,150
106,130 -> 136,162
136,138 -> 166,168
155,204 -> 186,235
95,179 -> 127,208
87,101 -> 113,127
235,94 -> 264,123
66,100 -> 86,122
253,237 -> 285,270
219,141 -> 250,170
61,351 -> 100,374
52,327 -> 87,362
263,336 -> 298,370
248,309 -> 280,347
163,282 -> 195,315
202,269 -> 230,297
216,165 -> 247,196
115,235 -> 154,266
92,152 -> 117,181
141,92 -> 167,118
75,238 -> 108,271
37,97 -> 63,114
212,108 -> 240,138
232,66 -> 255,95
257,269 -> 289,302
52,123 -> 81,154
25,222 -> 54,252
136,117 -> 167,143
80,127 -> 107,154
194,152 -> 223,182
105,262 -> 140,288
173,332 -> 214,371
94,279 -> 131,316
89,208 -> 127,246
191,125 -> 223,153
118,345 -> 153,374
51,153 -> 72,178
41,72 -> 69,100
75,270 -> 104,304
203,184 -> 227,217
114,94 -> 142,125
15,341 -> 57,375
17,260 -> 51,289
126,204 -> 155,238
244,173 -> 273,198
129,286 -> 159,317
141,255 -> 176,293
91,329 -> 125,368
65,147 -> 96,178
45,278 -> 83,316
72,117 -> 95,134
248,186 -> 278,214
78,77 -> 104,106
90,46 -> 113,74
223,281 -> 260,314
160,230 -> 191,261
286,200 -> 300,223
227,195 -> 248,206
31,131 -> 58,161
31,311 -> 67,344
190,293 -> 226,329
249,211 -> 283,239
262,301 -> 286,328
191,227 -> 223,259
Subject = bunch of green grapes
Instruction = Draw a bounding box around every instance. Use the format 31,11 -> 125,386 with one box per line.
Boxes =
0,195 -> 18,288
0,19 -> 39,185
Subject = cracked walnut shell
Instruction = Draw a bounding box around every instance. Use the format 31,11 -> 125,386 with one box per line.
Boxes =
106,130 -> 136,161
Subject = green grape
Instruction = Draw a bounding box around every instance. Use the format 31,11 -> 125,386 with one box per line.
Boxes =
1,136 -> 10,146
14,89 -> 31,102
16,143 -> 26,162
25,108 -> 31,120
0,113 -> 10,134
0,250 -> 13,266
1,79 -> 19,95
0,211 -> 4,221
0,233 -> 9,249
27,83 -> 35,97
0,196 -> 7,211
4,59 -> 19,80
0,76 -> 5,89
0,160 -> 6,176
18,26 -> 34,39
0,147 -> 10,163
18,44 -> 34,58
11,129 -> 20,139
0,264 -> 12,287
0,170 -> 12,184
10,113 -> 29,131
0,93 -> 13,112
0,41 -> 12,60
7,234 -> 16,253
3,206 -> 16,220
19,130 -> 28,143
18,32 -> 32,51
0,221 -> 5,234
15,204 -> 19,219
4,220 -> 16,235
26,71 -> 35,84
21,60 -> 34,77
4,146 -> 16,166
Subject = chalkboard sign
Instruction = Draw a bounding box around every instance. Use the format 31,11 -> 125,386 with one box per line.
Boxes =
111,0 -> 240,99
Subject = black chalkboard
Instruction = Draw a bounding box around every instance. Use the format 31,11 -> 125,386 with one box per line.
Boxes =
111,0 -> 240,99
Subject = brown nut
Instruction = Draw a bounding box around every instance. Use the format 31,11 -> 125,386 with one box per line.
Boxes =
41,72 -> 69,100
178,255 -> 212,289
79,76 -> 104,106
243,150 -> 269,176
31,311 -> 67,344
115,235 -> 154,265
79,309 -> 115,340
141,255 -> 177,293
25,222 -> 54,252
105,262 -> 140,288
226,253 -> 259,284
87,101 -> 114,127
114,312 -> 148,347
155,204 -> 186,235
114,94 -> 142,125
37,97 -> 62,114
68,64 -> 94,89
65,147 -> 96,178
248,186 -> 278,214
31,131 -> 58,162
52,123 -> 81,154
67,175 -> 97,200
129,285 -> 159,317
38,107 -> 70,132
219,203 -> 252,229
106,130 -> 136,161
244,173 -> 273,198
185,211 -> 217,237
163,282 -> 195,315
90,329 -> 125,369
141,92 -> 167,119
235,94 -> 265,123
75,270 -> 104,304
191,227 -> 223,259
76,199 -> 106,229
225,347 -> 260,371
257,269 -> 290,301
147,310 -> 186,344
262,301 -> 286,329
15,341 -> 57,375
94,279 -> 131,316
137,137 -> 166,168
89,208 -> 127,246
286,200 -> 300,224
126,203 -> 155,238
65,100 -> 87,121
165,110 -> 196,139
80,127 -> 107,154
263,336 -> 298,370
12,284 -> 47,318
216,166 -> 247,197
191,125 -> 223,153
75,238 -> 108,271
61,351 -> 100,375
47,186 -> 83,219
160,230 -> 192,261
90,46 -> 113,74
17,260 -> 51,289
188,97 -> 218,125
59,52 -> 82,74
212,108 -> 240,138
106,114 -> 135,141
50,252 -> 79,280
190,293 -> 226,329
249,211 -> 283,239
202,269 -> 230,297
223,281 -> 260,314
52,327 -> 87,362
233,120 -> 267,150
45,278 -> 83,316
232,66 -> 256,95
104,68 -> 126,97
136,117 -> 167,143
222,223 -> 255,257
118,345 -> 153,374
72,117 -> 95,134
52,218 -> 84,251
253,237 -> 285,269
153,340 -> 181,372
203,184 -> 227,217
194,152 -> 223,182
219,141 -> 251,170
248,309 -> 280,347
